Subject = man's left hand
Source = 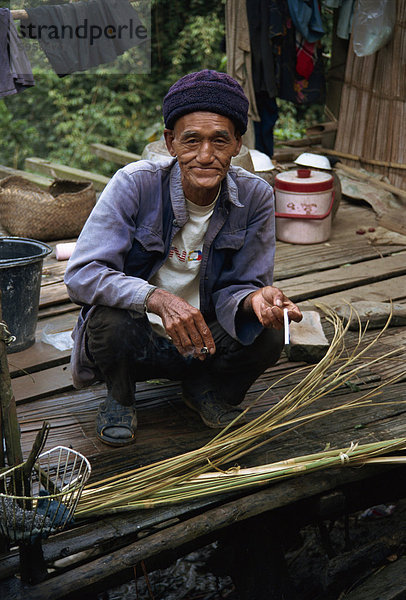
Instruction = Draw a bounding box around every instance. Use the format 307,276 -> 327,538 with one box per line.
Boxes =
248,286 -> 303,330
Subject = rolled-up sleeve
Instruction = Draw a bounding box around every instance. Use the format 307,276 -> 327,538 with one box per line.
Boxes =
64,168 -> 156,314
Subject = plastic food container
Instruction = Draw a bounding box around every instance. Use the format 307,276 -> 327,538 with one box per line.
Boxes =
274,169 -> 334,244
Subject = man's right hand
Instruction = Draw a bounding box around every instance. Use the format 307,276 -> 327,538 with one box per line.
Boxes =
145,288 -> 215,361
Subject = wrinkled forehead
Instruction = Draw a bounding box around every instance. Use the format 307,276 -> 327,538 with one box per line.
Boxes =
171,111 -> 239,137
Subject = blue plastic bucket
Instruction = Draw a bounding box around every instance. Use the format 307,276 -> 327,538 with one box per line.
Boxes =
0,237 -> 52,353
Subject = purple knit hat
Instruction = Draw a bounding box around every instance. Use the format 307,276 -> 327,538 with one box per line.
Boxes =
163,70 -> 249,134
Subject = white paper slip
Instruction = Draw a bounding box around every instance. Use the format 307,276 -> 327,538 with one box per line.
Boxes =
283,308 -> 290,346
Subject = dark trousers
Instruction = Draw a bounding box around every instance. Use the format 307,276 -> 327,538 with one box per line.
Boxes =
86,307 -> 284,407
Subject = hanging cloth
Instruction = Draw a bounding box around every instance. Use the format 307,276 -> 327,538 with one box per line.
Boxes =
23,0 -> 147,76
287,0 -> 325,79
0,8 -> 34,97
269,0 -> 326,105
246,0 -> 278,99
323,0 -> 356,40
225,0 -> 259,121
287,0 -> 325,43
295,34 -> 318,79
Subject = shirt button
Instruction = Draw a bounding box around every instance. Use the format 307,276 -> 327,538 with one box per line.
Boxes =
173,219 -> 178,226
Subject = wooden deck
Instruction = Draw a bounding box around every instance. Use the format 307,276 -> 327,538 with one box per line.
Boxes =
1,195 -> 406,599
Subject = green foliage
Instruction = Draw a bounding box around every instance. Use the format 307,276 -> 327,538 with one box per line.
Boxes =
171,14 -> 224,72
274,100 -> 324,141
0,0 -> 226,171
0,0 -> 332,169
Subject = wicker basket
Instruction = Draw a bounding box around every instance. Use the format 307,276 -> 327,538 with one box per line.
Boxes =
0,446 -> 91,543
0,176 -> 96,241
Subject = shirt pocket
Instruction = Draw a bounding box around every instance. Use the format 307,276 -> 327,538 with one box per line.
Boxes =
125,227 -> 165,278
213,229 -> 246,251
133,226 -> 165,253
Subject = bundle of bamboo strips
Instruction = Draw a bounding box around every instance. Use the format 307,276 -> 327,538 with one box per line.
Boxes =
335,1 -> 406,191
76,305 -> 406,518
78,439 -> 406,511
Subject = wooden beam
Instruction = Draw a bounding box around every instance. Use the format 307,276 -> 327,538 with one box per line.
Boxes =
7,463 -> 400,600
10,10 -> 28,19
299,274 -> 406,308
275,252 -> 406,302
325,149 -> 406,172
90,143 -> 141,165
12,364 -> 74,404
24,158 -> 109,192
39,283 -> 71,309
8,312 -> 78,377
0,165 -> 51,189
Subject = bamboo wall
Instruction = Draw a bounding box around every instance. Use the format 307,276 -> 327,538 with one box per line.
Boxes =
334,0 -> 406,191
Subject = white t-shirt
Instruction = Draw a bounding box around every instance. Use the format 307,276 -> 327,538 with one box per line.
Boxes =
147,194 -> 218,337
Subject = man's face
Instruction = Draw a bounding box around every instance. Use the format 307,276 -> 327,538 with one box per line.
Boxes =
164,112 -> 242,203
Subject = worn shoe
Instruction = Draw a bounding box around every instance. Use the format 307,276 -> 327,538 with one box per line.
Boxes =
96,392 -> 137,447
182,384 -> 245,429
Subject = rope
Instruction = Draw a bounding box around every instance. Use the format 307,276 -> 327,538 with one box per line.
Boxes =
340,441 -> 359,465
0,321 -> 16,346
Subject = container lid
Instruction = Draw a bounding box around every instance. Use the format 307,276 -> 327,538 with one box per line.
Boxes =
275,169 -> 333,193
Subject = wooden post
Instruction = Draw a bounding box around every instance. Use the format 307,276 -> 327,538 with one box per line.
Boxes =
0,293 -> 23,554
0,293 -> 48,582
0,293 -> 23,470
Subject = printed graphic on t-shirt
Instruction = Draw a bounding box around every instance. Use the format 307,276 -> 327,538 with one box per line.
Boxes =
169,246 -> 202,263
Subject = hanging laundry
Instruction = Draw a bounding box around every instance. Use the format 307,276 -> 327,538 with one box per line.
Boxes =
287,0 -> 325,43
295,34 -> 317,79
22,0 -> 148,76
287,0 -> 324,79
246,0 -> 278,100
323,0 -> 356,40
0,8 -> 34,98
225,0 -> 259,122
269,0 -> 326,105
246,0 -> 279,157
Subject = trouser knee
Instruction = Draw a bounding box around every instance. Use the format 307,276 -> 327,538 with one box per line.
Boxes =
207,324 -> 284,405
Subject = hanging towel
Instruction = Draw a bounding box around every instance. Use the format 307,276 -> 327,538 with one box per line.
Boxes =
0,8 -> 34,97
23,0 -> 148,76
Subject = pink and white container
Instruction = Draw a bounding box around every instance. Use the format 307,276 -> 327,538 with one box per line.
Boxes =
274,169 -> 334,244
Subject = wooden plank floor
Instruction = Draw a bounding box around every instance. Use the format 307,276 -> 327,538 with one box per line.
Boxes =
6,196 -> 406,473
2,196 -> 406,598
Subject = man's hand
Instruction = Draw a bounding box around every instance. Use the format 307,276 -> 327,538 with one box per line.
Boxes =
146,288 -> 215,360
244,286 -> 302,330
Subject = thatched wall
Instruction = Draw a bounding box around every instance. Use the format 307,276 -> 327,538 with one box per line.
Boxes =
334,0 -> 406,191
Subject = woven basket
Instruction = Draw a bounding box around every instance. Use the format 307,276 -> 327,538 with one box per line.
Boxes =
0,446 -> 91,543
0,176 -> 96,241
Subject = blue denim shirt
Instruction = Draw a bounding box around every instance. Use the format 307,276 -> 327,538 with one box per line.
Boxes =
65,158 -> 276,387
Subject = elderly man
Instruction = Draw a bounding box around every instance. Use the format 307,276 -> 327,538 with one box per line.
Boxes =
64,70 -> 302,447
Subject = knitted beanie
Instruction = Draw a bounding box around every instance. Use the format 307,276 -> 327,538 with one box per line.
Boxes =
163,70 -> 249,134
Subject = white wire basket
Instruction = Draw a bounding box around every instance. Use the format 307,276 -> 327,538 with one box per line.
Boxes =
0,446 -> 91,544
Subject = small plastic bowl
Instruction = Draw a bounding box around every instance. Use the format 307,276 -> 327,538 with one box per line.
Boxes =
294,153 -> 331,170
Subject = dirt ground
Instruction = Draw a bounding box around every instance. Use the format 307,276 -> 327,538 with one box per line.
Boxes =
98,498 -> 406,600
